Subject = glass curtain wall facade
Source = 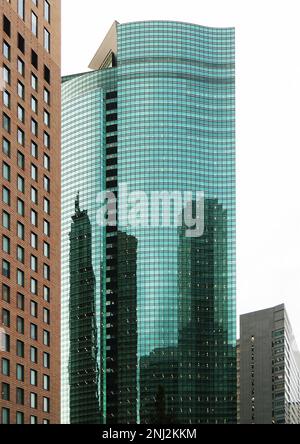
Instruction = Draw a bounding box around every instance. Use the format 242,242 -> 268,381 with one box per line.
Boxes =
61,21 -> 236,424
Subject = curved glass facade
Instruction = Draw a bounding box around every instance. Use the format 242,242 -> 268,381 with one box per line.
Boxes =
62,21 -> 236,424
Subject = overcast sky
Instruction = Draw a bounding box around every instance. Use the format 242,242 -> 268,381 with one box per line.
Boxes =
62,0 -> 300,342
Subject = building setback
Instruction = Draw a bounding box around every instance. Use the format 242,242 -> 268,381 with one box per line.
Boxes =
0,0 -> 61,424
61,20 -> 236,424
239,304 -> 300,424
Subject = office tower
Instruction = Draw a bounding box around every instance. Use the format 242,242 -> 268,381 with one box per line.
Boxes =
62,20 -> 236,424
239,304 -> 300,424
0,0 -> 61,424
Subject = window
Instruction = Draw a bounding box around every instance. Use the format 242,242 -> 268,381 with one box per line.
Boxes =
30,416 -> 38,425
2,309 -> 10,327
18,127 -> 25,146
44,88 -> 50,105
17,58 -> 25,76
17,151 -> 25,169
43,264 -> 50,281
18,105 -> 25,122
3,90 -> 10,108
17,222 -> 25,240
18,0 -> 25,20
31,96 -> 38,114
43,352 -> 50,369
2,138 -> 10,157
17,175 -> 25,193
30,300 -> 38,317
44,131 -> 50,148
31,187 -> 38,204
2,162 -> 10,181
43,220 -> 50,236
1,358 -> 10,376
31,209 -> 38,227
16,340 -> 24,358
17,81 -> 25,100
3,113 -> 11,133
31,12 -> 38,36
17,245 -> 25,263
31,118 -> 38,136
17,293 -> 25,311
30,346 -> 38,364
1,383 -> 10,401
44,242 -> 50,258
2,259 -> 10,278
3,16 -> 11,37
16,316 -> 24,334
16,412 -> 24,425
2,333 -> 10,352
17,198 -> 25,217
44,176 -> 50,192
31,255 -> 38,273
2,210 -> 10,230
30,323 -> 38,340
30,393 -> 37,409
43,374 -> 50,391
31,278 -> 38,295
1,407 -> 10,424
43,397 -> 50,413
2,186 -> 10,205
43,286 -> 50,302
31,73 -> 38,91
31,141 -> 38,158
44,28 -> 50,52
43,330 -> 50,347
17,33 -> 25,54
17,269 -> 25,287
2,235 -> 10,253
44,1 -> 50,23
44,154 -> 50,171
43,308 -> 50,324
3,41 -> 10,60
2,284 -> 10,303
31,50 -> 38,69
16,364 -> 24,382
16,388 -> 24,405
44,110 -> 50,127
31,232 -> 38,249
31,164 -> 38,181
30,369 -> 38,386
44,65 -> 50,84
2,65 -> 10,85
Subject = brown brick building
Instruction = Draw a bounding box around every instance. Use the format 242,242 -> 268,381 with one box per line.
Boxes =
0,0 -> 61,424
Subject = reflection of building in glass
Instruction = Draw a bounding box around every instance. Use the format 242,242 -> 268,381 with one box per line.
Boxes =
62,20 -> 236,424
239,305 -> 300,424
69,195 -> 101,424
178,199 -> 236,424
140,347 -> 179,424
105,231 -> 138,424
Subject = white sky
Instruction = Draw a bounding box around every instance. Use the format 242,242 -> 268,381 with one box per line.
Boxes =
62,0 -> 300,343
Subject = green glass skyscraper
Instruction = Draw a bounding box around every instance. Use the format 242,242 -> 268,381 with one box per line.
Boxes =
61,20 -> 236,424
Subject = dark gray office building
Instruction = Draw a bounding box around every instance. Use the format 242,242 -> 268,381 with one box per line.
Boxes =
239,304 -> 300,424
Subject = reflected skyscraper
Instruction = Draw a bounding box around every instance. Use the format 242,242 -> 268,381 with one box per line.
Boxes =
62,20 -> 236,424
69,195 -> 101,423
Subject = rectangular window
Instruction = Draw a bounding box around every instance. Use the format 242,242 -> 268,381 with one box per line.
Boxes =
2,284 -> 10,303
16,364 -> 24,382
2,407 -> 10,424
18,0 -> 25,20
16,388 -> 24,405
31,12 -> 38,36
1,383 -> 10,401
1,358 -> 10,376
